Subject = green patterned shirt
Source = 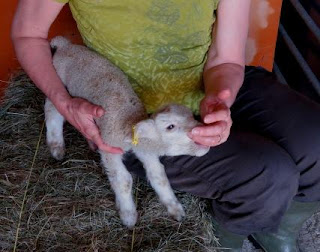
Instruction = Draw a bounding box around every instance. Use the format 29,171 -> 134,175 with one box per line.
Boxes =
55,0 -> 219,114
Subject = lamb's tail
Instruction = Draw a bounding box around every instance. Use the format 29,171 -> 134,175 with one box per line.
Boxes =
50,36 -> 71,50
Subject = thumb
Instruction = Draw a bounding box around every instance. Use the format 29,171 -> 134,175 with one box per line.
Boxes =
79,101 -> 105,117
94,106 -> 105,117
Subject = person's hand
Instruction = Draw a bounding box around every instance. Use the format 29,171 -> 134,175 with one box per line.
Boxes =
189,89 -> 232,147
63,97 -> 123,154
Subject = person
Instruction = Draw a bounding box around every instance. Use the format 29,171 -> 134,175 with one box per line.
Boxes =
11,0 -> 320,251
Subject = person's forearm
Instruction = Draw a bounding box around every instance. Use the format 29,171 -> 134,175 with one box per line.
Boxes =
203,63 -> 244,108
12,37 -> 71,113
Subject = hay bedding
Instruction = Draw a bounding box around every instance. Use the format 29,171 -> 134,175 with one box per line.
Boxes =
0,72 -> 220,252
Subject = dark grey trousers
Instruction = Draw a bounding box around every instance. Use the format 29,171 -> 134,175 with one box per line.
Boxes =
124,67 -> 320,236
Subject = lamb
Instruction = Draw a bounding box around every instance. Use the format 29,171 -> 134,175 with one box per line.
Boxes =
45,36 -> 210,227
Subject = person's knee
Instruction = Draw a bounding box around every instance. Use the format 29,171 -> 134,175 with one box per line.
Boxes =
266,147 -> 300,196
297,121 -> 320,165
256,151 -> 299,229
212,144 -> 300,235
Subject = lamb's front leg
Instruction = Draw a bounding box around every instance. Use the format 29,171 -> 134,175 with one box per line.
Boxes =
135,152 -> 185,221
100,152 -> 138,228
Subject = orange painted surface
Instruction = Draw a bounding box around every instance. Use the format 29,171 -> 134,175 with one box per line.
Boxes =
1,0 -> 282,85
247,0 -> 283,70
0,2 -> 82,97
0,0 -> 19,82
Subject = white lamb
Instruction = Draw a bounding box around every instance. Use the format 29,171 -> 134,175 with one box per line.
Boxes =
45,36 -> 210,227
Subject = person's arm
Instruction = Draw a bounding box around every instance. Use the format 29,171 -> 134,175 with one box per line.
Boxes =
11,0 -> 122,153
190,0 -> 251,146
11,0 -> 69,107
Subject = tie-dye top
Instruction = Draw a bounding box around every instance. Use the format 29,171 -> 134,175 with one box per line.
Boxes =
55,0 -> 219,114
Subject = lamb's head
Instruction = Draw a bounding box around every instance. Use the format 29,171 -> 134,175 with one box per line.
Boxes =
133,104 -> 210,157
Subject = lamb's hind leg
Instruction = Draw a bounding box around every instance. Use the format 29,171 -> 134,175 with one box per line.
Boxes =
45,98 -> 65,160
100,152 -> 138,228
135,152 -> 185,221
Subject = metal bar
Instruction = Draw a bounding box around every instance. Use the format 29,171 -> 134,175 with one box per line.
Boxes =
289,0 -> 320,43
273,62 -> 288,85
278,23 -> 320,95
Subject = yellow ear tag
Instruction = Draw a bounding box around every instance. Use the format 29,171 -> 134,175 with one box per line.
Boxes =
132,125 -> 139,146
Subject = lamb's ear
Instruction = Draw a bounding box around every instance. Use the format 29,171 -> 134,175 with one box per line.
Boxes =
135,119 -> 158,140
157,105 -> 171,113
151,105 -> 172,119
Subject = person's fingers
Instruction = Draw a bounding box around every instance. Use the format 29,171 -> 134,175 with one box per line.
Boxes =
95,107 -> 105,118
81,124 -> 123,154
91,134 -> 124,154
90,105 -> 104,118
99,143 -> 124,154
87,139 -> 98,151
191,121 -> 227,137
201,99 -> 230,121
203,109 -> 230,124
190,135 -> 223,146
77,100 -> 105,117
199,99 -> 209,120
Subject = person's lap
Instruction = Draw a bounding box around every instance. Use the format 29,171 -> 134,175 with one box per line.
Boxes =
232,67 -> 320,202
124,67 -> 320,235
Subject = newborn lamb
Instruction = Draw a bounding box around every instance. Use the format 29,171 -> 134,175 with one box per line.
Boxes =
45,36 -> 210,227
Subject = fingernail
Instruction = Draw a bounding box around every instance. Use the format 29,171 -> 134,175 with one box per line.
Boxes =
192,129 -> 200,135
204,117 -> 210,124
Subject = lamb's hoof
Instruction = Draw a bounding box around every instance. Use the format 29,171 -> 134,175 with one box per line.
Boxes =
120,209 -> 138,228
48,142 -> 65,160
167,201 -> 185,222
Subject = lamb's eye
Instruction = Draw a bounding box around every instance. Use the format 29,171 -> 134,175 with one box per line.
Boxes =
166,124 -> 175,130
